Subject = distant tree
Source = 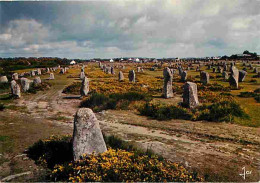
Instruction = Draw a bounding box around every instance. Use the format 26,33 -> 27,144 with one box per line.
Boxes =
243,50 -> 250,54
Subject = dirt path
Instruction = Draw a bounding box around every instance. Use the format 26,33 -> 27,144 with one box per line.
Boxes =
1,71 -> 260,182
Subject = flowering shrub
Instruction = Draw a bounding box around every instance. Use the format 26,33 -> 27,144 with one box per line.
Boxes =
27,135 -> 202,182
51,148 -> 203,182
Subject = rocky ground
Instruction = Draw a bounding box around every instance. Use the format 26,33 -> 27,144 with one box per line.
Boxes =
1,69 -> 260,182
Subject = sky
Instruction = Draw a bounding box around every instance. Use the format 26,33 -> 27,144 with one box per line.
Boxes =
0,0 -> 259,59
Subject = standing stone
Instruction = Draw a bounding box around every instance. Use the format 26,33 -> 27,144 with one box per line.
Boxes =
60,68 -> 65,74
12,73 -> 19,80
253,67 -> 259,73
80,72 -> 85,80
178,67 -> 183,76
212,68 -> 216,73
49,73 -> 55,80
223,65 -> 228,71
46,68 -> 50,73
128,70 -> 135,82
118,71 -> 124,81
99,62 -> 102,68
239,70 -> 247,82
229,66 -> 239,89
80,77 -> 89,96
31,70 -> 35,77
81,66 -> 85,72
37,69 -> 42,75
33,77 -> 41,85
222,71 -> 229,80
11,80 -> 21,98
0,76 -> 8,83
200,71 -> 210,85
111,67 -> 115,75
181,71 -> 187,82
183,82 -> 199,108
21,78 -> 30,92
163,67 -> 173,98
137,67 -> 141,72
73,108 -> 107,161
105,67 -> 112,74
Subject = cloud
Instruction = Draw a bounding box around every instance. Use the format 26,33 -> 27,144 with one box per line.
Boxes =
0,0 -> 259,58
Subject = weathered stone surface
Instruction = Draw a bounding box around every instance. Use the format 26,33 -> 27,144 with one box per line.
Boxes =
73,108 -> 107,160
46,68 -> 50,73
20,78 -> 30,92
31,70 -> 35,77
222,71 -> 229,80
137,67 -> 141,72
239,70 -> 247,82
37,69 -> 42,75
0,76 -> 8,83
128,70 -> 135,82
212,68 -> 216,73
183,82 -> 199,108
178,67 -> 183,76
60,68 -> 65,74
118,71 -> 124,81
80,77 -> 89,96
33,77 -> 41,85
11,80 -> 21,98
81,66 -> 85,72
229,66 -> 239,89
163,67 -> 173,98
80,72 -> 85,80
111,67 -> 115,75
181,71 -> 187,82
12,73 -> 19,80
200,71 -> 210,85
49,73 -> 55,80
105,67 -> 112,74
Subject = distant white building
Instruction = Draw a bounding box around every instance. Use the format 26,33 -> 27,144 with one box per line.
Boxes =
110,59 -> 114,62
70,60 -> 76,65
135,58 -> 140,62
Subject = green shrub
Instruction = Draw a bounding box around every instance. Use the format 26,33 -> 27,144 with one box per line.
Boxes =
62,82 -> 81,95
239,92 -> 255,98
254,88 -> 260,93
197,100 -> 249,122
80,92 -> 151,112
0,83 -> 10,93
254,95 -> 260,103
27,82 -> 51,94
26,135 -> 73,169
138,102 -> 193,120
0,103 -> 5,111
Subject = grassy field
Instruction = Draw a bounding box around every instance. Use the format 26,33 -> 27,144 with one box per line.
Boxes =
0,61 -> 259,181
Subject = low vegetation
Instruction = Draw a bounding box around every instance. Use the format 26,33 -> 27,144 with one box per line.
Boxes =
27,135 -> 203,182
238,89 -> 260,103
80,92 -> 151,111
138,100 -> 249,122
27,82 -> 52,94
